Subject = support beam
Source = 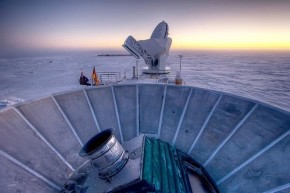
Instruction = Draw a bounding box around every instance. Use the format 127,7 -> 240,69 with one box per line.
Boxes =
263,183 -> 290,193
203,104 -> 259,166
83,89 -> 100,132
217,130 -> 290,185
51,96 -> 83,147
188,95 -> 222,154
0,149 -> 61,191
157,85 -> 167,138
172,88 -> 193,145
13,107 -> 75,172
136,84 -> 140,135
111,86 -> 124,143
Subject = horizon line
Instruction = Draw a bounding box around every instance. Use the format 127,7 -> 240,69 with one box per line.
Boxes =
2,47 -> 290,52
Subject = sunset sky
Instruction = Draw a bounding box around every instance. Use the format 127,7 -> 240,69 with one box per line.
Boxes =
1,0 -> 290,51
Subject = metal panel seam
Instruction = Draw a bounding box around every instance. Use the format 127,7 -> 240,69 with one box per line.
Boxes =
13,107 -> 76,172
203,103 -> 259,167
157,85 -> 167,138
51,96 -> 84,147
136,84 -> 140,136
172,88 -> 193,146
111,86 -> 124,143
188,94 -> 223,154
0,147 -> 61,191
262,183 -> 290,193
217,130 -> 290,185
83,89 -> 100,132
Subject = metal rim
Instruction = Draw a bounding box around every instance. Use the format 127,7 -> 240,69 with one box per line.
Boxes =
79,129 -> 113,157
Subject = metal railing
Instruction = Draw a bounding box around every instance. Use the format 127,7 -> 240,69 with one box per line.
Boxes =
98,72 -> 123,85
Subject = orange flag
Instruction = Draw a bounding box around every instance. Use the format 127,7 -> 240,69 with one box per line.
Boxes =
92,66 -> 100,86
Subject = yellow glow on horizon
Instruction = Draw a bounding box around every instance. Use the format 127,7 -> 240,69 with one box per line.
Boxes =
31,27 -> 290,51
173,40 -> 290,50
171,28 -> 290,50
43,39 -> 290,51
38,37 -> 290,50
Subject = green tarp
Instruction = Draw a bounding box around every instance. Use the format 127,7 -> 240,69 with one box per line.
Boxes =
142,137 -> 189,193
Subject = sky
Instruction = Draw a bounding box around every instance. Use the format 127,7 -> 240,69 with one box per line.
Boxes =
1,0 -> 290,51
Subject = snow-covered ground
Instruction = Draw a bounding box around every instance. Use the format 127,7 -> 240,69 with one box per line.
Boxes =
1,50 -> 290,111
0,50 -> 133,108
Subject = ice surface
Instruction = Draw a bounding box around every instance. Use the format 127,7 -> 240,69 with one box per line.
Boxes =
0,50 -> 290,112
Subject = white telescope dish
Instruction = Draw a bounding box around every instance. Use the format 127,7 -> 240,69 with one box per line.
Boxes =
123,21 -> 172,74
